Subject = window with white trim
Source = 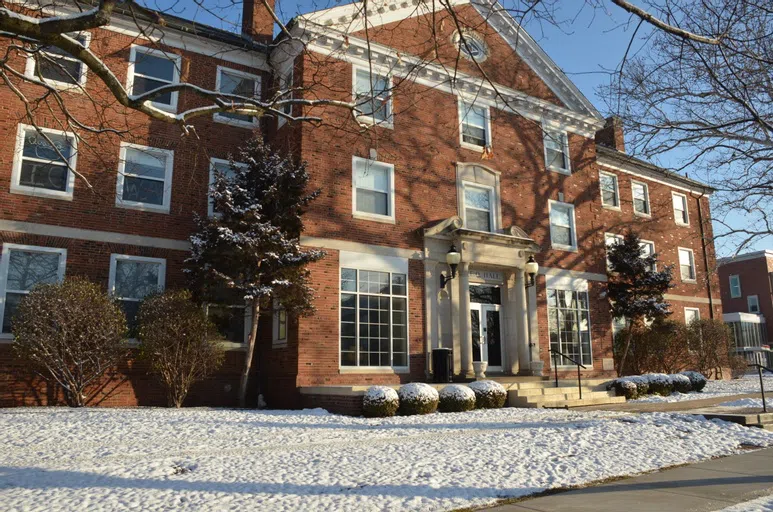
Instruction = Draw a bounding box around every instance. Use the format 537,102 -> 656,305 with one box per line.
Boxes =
632,181 -> 650,215
116,143 -> 174,212
0,244 -> 66,335
214,67 -> 261,128
207,303 -> 249,345
25,32 -> 90,88
273,306 -> 288,346
544,128 -> 570,173
277,68 -> 294,128
549,201 -> 576,250
352,157 -> 394,221
640,240 -> 656,271
127,46 -> 181,111
11,124 -> 78,200
605,233 -> 623,270
109,254 -> 165,328
685,307 -> 700,325
678,248 -> 696,281
340,268 -> 408,368
463,183 -> 494,232
547,288 -> 592,366
672,192 -> 689,225
729,274 -> 742,298
353,68 -> 392,125
459,99 -> 490,149
748,295 -> 760,314
208,158 -> 247,217
599,172 -> 619,208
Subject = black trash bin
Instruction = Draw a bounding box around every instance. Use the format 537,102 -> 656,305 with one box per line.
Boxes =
432,348 -> 453,383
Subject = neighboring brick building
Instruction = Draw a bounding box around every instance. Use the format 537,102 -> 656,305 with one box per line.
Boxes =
0,0 -> 721,409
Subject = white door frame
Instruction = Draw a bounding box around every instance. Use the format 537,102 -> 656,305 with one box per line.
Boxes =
470,302 -> 504,371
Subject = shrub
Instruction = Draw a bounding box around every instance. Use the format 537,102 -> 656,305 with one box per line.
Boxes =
363,386 -> 399,417
137,290 -> 225,408
687,319 -> 738,379
680,371 -> 707,392
671,373 -> 692,393
614,321 -> 690,376
12,277 -> 128,407
397,383 -> 439,415
610,379 -> 639,399
468,380 -> 507,409
645,373 -> 674,396
438,384 -> 476,413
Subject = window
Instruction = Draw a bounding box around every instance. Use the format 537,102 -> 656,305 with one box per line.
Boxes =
544,128 -> 570,174
547,288 -> 592,366
605,233 -> 623,270
277,68 -> 294,128
214,67 -> 261,128
458,99 -> 490,149
116,143 -> 174,212
127,46 -> 181,111
453,31 -> 488,62
549,201 -> 576,251
11,124 -> 78,200
748,295 -> 760,314
729,275 -> 742,298
672,192 -> 689,225
108,254 -> 165,329
208,158 -> 247,217
611,315 -> 629,340
678,248 -> 696,282
463,183 -> 494,232
340,268 -> 408,368
640,240 -> 656,271
25,32 -> 90,88
273,306 -> 288,346
353,67 -> 392,126
352,156 -> 394,222
685,307 -> 700,325
0,244 -> 66,336
599,172 -> 620,208
207,303 -> 249,346
632,181 -> 650,216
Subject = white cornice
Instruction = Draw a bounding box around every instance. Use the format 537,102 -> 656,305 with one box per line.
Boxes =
597,160 -> 713,196
717,250 -> 773,266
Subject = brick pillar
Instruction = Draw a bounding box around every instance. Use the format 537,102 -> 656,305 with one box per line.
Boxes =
595,116 -> 626,153
242,0 -> 275,44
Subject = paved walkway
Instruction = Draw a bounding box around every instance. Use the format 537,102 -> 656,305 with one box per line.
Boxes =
578,392 -> 763,413
487,447 -> 773,512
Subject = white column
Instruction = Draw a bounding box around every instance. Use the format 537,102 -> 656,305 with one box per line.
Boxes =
514,269 -> 530,374
459,262 -> 473,378
424,262 -> 437,377
450,265 -> 462,375
527,282 -> 540,367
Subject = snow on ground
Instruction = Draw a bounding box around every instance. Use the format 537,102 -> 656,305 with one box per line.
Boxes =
718,398 -> 770,409
1,407 -> 772,511
716,494 -> 773,512
632,374 -> 773,403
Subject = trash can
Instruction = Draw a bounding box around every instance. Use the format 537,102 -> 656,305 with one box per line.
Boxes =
432,348 -> 453,383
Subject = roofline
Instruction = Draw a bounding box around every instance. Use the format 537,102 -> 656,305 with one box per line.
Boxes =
717,249 -> 773,266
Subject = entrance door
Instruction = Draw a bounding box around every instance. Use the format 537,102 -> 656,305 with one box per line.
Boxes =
470,303 -> 503,370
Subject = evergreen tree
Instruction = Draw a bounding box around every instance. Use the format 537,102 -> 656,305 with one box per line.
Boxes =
607,231 -> 674,376
186,137 -> 323,407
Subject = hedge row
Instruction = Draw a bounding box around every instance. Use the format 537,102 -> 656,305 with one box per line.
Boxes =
362,381 -> 507,417
608,371 -> 708,399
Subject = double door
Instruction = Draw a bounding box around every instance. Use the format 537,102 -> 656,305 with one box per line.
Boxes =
470,302 -> 503,370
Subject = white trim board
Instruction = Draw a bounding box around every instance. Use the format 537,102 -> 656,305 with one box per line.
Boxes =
597,161 -> 709,196
539,267 -> 607,283
299,236 -> 423,260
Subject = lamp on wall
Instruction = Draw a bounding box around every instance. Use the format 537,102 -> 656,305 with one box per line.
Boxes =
439,244 -> 461,289
525,255 -> 539,288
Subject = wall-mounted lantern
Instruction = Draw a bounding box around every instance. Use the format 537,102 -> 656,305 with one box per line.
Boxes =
439,244 -> 461,289
525,255 -> 539,288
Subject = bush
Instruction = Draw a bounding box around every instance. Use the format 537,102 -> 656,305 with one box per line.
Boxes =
687,319 -> 738,379
438,384 -> 476,412
645,373 -> 674,396
468,380 -> 507,409
363,386 -> 399,417
680,371 -> 707,392
671,373 -> 692,393
614,321 -> 690,376
610,373 -> 698,399
12,277 -> 128,407
137,290 -> 225,408
610,379 -> 639,399
397,383 -> 439,415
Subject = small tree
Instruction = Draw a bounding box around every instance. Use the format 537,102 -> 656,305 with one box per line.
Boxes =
614,320 -> 691,375
137,290 -> 225,408
607,231 -> 674,376
12,277 -> 128,407
186,136 -> 324,407
688,319 -> 744,379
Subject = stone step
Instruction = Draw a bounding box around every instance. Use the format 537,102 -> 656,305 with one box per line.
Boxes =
515,386 -> 599,397
508,390 -> 620,407
506,378 -> 611,391
509,395 -> 627,408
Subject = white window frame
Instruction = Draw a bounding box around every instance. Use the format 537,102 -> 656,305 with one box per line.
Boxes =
684,307 -> 701,324
678,247 -> 696,282
599,171 -> 620,209
277,66 -> 294,129
640,239 -> 656,271
213,66 -> 262,129
548,200 -> 577,251
273,302 -> 288,347
351,156 -> 395,223
24,31 -> 91,91
604,233 -> 623,270
672,192 -> 690,226
462,182 -> 496,233
543,125 -> 571,175
205,303 -> 251,350
729,274 -> 742,298
108,253 -> 166,302
631,181 -> 651,217
115,142 -> 174,213
126,46 -> 182,113
748,295 -> 760,314
545,279 -> 593,368
208,157 -> 248,217
11,124 -> 78,201
0,244 -> 67,340
352,65 -> 393,128
458,97 -> 492,151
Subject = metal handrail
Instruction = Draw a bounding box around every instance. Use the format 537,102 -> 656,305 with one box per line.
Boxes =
549,348 -> 587,400
748,363 -> 773,413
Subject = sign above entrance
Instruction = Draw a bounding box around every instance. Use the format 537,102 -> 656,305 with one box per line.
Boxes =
469,269 -> 503,283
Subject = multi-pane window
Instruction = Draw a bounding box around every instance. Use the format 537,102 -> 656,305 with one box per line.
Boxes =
0,245 -> 66,335
277,68 -> 294,128
274,307 -> 288,345
109,254 -> 165,329
672,193 -> 689,225
599,172 -> 619,208
685,307 -> 700,325
214,67 -> 261,127
352,157 -> 393,220
354,68 -> 391,125
459,100 -> 490,148
748,295 -> 760,314
463,184 -> 493,232
549,201 -> 576,250
632,182 -> 650,215
729,275 -> 742,298
209,158 -> 247,217
116,143 -> 174,212
207,304 -> 247,345
678,248 -> 696,281
544,128 -> 570,173
340,268 -> 408,368
128,46 -> 181,111
640,241 -> 656,271
547,288 -> 592,366
605,233 -> 623,270
12,125 -> 77,199
26,33 -> 90,87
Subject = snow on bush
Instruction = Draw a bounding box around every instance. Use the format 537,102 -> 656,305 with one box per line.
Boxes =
610,379 -> 640,399
397,383 -> 439,415
681,371 -> 708,392
362,386 -> 399,418
438,384 -> 476,413
671,373 -> 692,394
611,372 -> 709,399
468,380 -> 507,409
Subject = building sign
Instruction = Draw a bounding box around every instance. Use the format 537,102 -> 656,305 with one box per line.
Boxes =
469,269 -> 503,283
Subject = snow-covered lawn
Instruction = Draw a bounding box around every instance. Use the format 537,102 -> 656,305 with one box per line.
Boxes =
1,407 -> 772,511
718,398 -> 770,409
717,494 -> 773,512
632,374 -> 773,403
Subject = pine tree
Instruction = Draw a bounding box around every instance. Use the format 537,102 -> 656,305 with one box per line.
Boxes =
186,136 -> 324,407
606,231 -> 674,376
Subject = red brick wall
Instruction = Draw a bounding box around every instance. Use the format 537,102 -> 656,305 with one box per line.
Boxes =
719,255 -> 773,334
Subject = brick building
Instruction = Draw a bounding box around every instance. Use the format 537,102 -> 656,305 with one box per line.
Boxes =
0,0 -> 721,410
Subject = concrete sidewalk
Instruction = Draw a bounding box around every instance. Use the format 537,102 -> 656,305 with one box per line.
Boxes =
578,392 -> 763,413
487,448 -> 773,512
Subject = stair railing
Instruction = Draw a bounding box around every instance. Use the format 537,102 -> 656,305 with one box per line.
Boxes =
747,363 -> 773,413
549,348 -> 587,400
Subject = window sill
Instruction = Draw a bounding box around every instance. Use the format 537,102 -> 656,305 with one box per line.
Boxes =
0,334 -> 13,344
675,222 -> 690,227
222,342 -> 248,350
272,341 -> 288,349
28,76 -> 88,92
460,141 -> 489,152
551,244 -> 578,253
356,116 -> 394,130
213,114 -> 259,130
339,367 -> 410,374
115,201 -> 170,214
547,166 -> 571,176
634,212 -> 652,219
682,279 -> 698,284
352,212 -> 396,224
11,185 -> 74,201
602,205 -> 621,212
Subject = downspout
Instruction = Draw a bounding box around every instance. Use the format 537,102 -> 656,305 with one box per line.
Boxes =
691,190 -> 715,319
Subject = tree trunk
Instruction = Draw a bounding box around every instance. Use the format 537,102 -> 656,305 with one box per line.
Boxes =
617,329 -> 634,377
238,301 -> 261,408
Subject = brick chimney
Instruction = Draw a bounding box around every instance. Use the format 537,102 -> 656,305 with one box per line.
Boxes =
595,116 -> 626,153
242,0 -> 275,44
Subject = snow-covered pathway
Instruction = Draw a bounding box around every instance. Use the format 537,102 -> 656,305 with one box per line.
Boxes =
1,407 -> 772,511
